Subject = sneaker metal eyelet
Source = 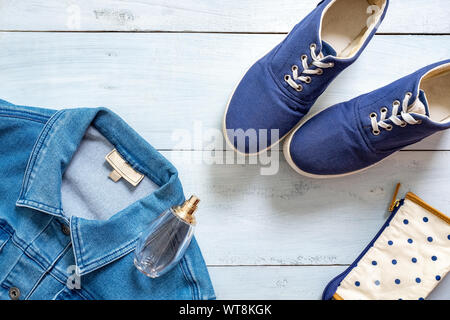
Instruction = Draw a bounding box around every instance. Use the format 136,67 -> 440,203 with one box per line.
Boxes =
406,92 -> 412,97
295,84 -> 303,92
316,68 -> 323,75
372,130 -> 381,136
304,76 -> 312,84
380,107 -> 388,113
291,65 -> 298,72
370,112 -> 377,118
301,54 -> 308,61
393,100 -> 401,108
400,122 -> 407,127
329,62 -> 335,68
386,125 -> 393,131
284,75 -> 291,82
310,43 -> 317,50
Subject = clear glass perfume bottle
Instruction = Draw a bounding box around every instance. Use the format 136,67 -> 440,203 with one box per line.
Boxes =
134,196 -> 199,278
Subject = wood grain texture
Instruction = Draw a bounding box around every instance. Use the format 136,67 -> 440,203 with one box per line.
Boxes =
0,32 -> 448,150
1,1 -> 449,300
0,0 -> 448,34
164,151 -> 450,265
209,266 -> 346,300
209,266 -> 450,299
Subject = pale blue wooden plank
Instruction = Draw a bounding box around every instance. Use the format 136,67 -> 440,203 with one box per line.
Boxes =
209,266 -> 346,300
0,33 -> 448,150
0,0 -> 448,33
1,0 -> 447,303
166,151 -> 450,265
209,266 -> 450,299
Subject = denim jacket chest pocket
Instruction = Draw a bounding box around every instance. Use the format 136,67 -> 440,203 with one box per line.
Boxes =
53,287 -> 91,300
0,220 -> 12,253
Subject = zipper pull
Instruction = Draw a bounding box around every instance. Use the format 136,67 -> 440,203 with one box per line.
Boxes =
388,183 -> 401,212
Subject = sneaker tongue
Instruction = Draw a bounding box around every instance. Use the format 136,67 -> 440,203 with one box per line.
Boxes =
408,90 -> 430,117
321,40 -> 337,57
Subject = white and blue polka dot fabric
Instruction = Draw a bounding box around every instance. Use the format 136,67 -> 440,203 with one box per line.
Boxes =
334,193 -> 450,300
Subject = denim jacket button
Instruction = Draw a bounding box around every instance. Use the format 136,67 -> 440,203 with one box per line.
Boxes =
62,225 -> 71,236
9,287 -> 20,300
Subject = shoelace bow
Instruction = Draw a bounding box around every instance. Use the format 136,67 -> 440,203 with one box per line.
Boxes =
284,43 -> 334,92
370,92 -> 422,135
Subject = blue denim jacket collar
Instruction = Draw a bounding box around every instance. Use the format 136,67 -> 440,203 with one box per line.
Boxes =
16,107 -> 185,275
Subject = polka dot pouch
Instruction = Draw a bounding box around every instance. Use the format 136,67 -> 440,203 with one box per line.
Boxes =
323,187 -> 450,300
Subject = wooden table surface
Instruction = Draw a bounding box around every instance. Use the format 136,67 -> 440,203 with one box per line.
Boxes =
1,1 -> 449,299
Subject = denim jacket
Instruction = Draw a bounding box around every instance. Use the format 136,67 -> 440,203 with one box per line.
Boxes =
0,99 -> 215,300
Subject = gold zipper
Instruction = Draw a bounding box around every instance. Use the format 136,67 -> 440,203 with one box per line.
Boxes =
388,183 -> 401,212
405,192 -> 450,224
387,184 -> 449,223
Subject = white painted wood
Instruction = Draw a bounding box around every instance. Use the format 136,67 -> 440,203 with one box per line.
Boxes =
209,266 -> 450,299
0,0 -> 448,34
164,150 -> 450,265
1,1 -> 448,301
0,33 -> 448,150
209,266 -> 346,300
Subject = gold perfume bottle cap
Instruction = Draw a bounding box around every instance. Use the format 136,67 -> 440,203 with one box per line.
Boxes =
173,196 -> 200,225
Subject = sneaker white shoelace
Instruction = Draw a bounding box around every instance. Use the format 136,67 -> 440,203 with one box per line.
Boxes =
284,43 -> 334,92
370,92 -> 422,136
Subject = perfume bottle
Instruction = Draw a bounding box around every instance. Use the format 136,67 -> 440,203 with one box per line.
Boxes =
134,196 -> 199,278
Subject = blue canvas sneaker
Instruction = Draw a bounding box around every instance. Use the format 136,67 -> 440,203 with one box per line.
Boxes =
284,60 -> 450,178
223,0 -> 389,155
